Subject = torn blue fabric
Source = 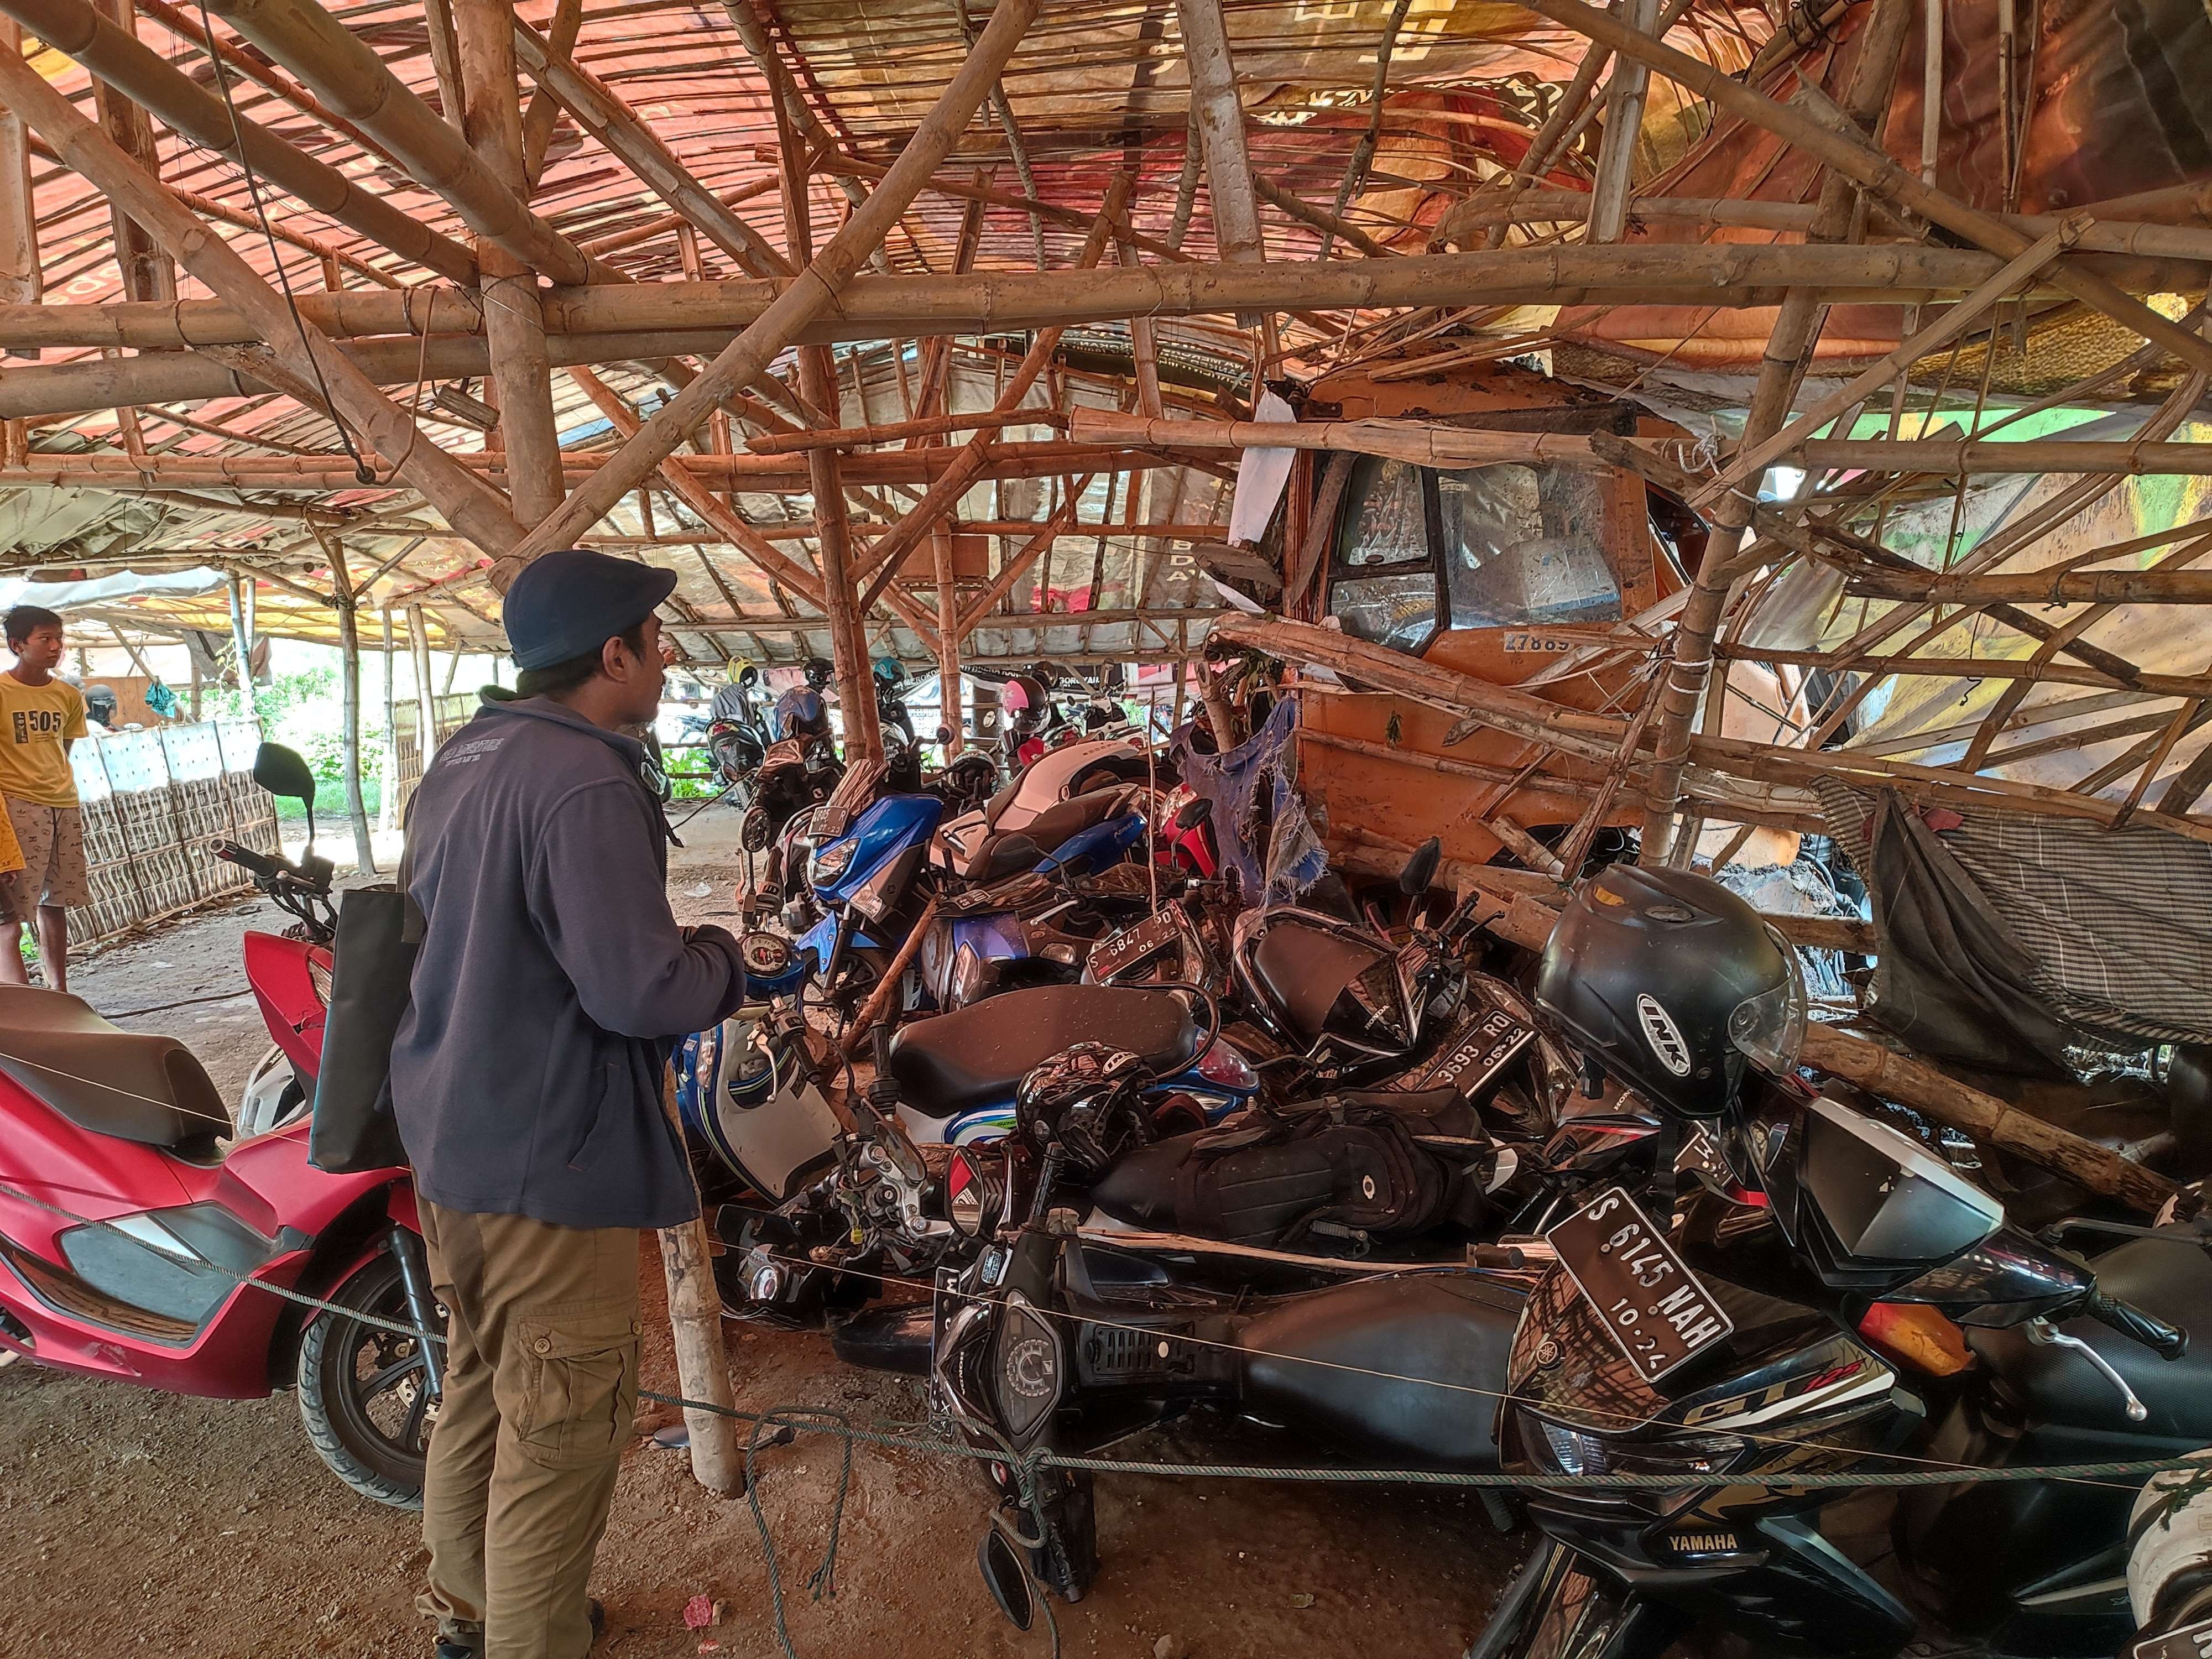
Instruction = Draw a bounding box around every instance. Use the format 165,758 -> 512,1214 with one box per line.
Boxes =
1171,695 -> 1328,904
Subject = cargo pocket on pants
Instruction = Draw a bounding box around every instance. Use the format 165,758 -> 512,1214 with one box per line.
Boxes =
512,1300 -> 640,1470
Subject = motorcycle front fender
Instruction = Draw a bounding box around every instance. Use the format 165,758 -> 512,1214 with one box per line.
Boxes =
1468,1543 -> 1680,1659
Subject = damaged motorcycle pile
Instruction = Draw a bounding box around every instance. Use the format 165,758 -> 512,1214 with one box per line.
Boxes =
690,726 -> 2212,1657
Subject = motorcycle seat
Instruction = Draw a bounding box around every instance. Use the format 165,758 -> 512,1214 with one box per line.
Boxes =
971,790 -> 1126,883
1970,1233 -> 2212,1439
1248,914 -> 1392,1046
886,983 -> 1201,1119
0,987 -> 227,1156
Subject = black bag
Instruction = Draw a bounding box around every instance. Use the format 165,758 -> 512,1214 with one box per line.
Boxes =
308,886 -> 418,1173
1090,1090 -> 1493,1249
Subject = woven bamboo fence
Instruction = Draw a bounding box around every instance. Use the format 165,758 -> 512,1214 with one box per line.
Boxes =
69,719 -> 281,947
385,693 -> 477,827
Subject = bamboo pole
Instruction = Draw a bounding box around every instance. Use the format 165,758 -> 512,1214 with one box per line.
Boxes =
1070,407 -> 1611,467
0,43 -> 527,555
801,348 -> 884,766
87,0 -> 176,305
1251,173 -> 1392,258
452,0 -> 564,530
656,1070 -> 745,1495
0,19 -> 32,324
493,0 -> 1042,578
407,606 -> 439,769
0,242 -> 2162,356
199,0 -> 611,286
226,576 -> 256,716
932,524 -> 963,753
0,0 -> 478,284
0,441 -> 1165,494
1175,0 -> 1265,295
745,408 -> 1066,454
1844,567 -> 2212,605
324,536 -> 378,874
379,606 -> 399,832
1587,0 -> 1657,243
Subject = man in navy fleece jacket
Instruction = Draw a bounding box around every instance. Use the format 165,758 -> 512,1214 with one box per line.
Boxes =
390,549 -> 752,1659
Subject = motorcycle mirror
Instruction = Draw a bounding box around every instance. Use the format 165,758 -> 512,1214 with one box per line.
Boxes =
252,741 -> 317,807
1173,796 -> 1213,831
1399,836 -> 1442,896
936,725 -> 954,745
977,1531 -> 1034,1632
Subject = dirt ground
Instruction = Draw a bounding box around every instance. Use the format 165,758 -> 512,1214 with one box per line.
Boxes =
0,807 -> 1525,1658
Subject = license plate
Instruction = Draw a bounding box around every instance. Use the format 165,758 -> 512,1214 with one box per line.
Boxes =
1423,1009 -> 1535,1100
2134,1617 -> 2212,1659
1545,1187 -> 1733,1383
1090,909 -> 1186,983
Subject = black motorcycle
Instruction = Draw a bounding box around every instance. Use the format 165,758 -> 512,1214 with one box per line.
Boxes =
1465,862 -> 2212,1659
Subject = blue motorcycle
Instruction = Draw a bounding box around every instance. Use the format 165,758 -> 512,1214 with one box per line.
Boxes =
791,783 -> 1159,1014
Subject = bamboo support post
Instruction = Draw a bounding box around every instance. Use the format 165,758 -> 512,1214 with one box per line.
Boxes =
453,0 -> 564,529
657,1069 -> 744,1495
323,536 -> 378,874
407,606 -> 439,768
87,0 -> 176,305
932,525 -> 963,753
1586,0 -> 1657,243
1175,0 -> 1265,318
0,43 -> 528,554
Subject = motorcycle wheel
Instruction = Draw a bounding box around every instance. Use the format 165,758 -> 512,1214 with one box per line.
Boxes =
296,1249 -> 443,1509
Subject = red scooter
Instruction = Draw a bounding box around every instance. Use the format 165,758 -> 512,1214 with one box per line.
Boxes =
0,742 -> 439,1507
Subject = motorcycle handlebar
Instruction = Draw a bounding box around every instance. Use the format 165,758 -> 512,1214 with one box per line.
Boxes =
2084,1287 -> 2189,1360
212,839 -> 281,880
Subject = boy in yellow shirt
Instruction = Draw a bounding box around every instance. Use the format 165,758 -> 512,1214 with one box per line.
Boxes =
0,607 -> 87,992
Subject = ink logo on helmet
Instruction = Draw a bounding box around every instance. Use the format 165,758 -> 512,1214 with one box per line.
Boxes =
1637,994 -> 1693,1077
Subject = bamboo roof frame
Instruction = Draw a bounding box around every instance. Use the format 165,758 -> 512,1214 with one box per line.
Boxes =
0,0 -> 2205,844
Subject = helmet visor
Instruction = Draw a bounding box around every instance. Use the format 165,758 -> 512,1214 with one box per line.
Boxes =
1726,927 -> 1808,1079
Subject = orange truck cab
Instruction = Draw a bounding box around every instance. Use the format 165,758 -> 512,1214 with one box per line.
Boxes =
1281,356 -> 1791,872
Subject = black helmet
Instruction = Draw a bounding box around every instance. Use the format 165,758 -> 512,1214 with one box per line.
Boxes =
802,656 -> 835,690
1534,865 -> 1803,1118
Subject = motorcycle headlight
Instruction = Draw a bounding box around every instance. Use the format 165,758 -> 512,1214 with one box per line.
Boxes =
307,957 -> 334,1008
810,838 -> 855,888
1532,1419 -> 1747,1503
990,1293 -> 1064,1447
951,941 -> 986,1008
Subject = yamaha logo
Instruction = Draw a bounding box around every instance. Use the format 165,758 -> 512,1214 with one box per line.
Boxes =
1637,994 -> 1692,1077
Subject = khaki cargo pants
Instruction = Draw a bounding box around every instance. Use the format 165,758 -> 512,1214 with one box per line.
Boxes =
417,1203 -> 643,1659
